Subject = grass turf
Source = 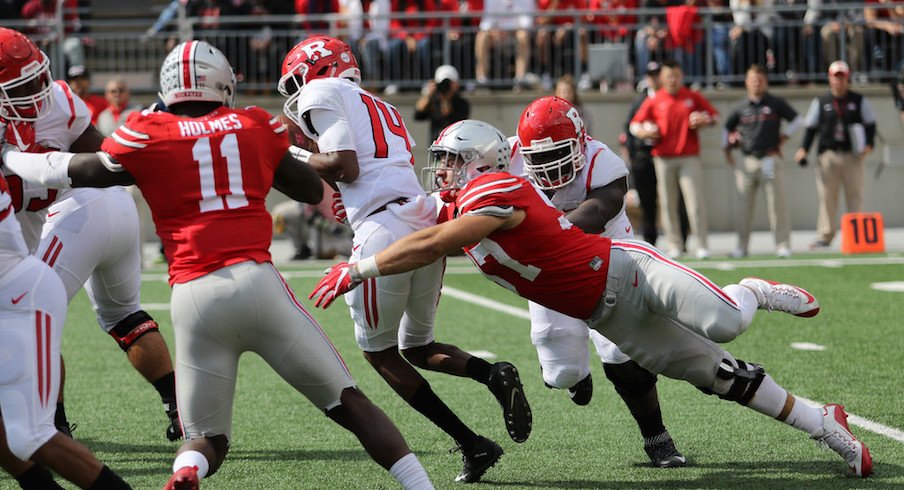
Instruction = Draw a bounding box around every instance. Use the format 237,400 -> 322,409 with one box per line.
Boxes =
3,255 -> 903,489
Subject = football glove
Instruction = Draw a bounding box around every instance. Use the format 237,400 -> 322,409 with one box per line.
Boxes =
331,192 -> 348,225
309,262 -> 361,308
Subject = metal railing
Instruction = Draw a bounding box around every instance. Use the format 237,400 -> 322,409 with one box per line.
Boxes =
7,3 -> 902,93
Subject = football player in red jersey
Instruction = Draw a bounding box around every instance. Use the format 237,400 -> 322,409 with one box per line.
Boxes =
0,25 -> 180,469
310,119 -> 873,479
278,36 -> 530,484
0,175 -> 131,489
3,40 -> 433,490
511,96 -> 685,468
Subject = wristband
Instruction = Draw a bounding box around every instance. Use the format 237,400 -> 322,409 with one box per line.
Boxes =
352,255 -> 381,281
289,144 -> 313,164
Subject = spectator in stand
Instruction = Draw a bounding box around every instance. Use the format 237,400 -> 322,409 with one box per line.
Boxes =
95,77 -> 140,137
633,0 -> 669,80
819,1 -> 865,76
773,0 -> 818,82
863,0 -> 904,75
295,0 -> 339,32
703,0 -> 732,83
667,0 -> 705,81
339,0 -> 365,63
387,0 -> 439,91
245,0 -> 294,90
795,61 -> 876,249
65,65 -> 107,124
729,0 -> 775,80
475,0 -> 534,89
535,0 -> 587,90
414,65 -> 471,141
723,64 -> 802,258
20,0 -> 85,69
553,74 -> 592,134
361,0 -> 392,82
1,0 -> 25,19
630,60 -> 719,260
436,0 -> 483,81
893,65 -> 904,125
586,0 -> 637,88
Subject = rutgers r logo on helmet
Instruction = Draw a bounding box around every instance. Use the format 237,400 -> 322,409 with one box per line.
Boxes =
300,41 -> 333,62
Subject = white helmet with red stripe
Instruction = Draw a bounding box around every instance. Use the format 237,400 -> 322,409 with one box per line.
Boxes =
423,119 -> 511,194
0,28 -> 53,122
158,40 -> 236,109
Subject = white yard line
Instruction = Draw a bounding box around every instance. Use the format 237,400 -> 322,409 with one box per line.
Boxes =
796,397 -> 904,444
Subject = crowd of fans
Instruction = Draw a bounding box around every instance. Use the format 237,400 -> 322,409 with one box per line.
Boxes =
4,1 -> 902,93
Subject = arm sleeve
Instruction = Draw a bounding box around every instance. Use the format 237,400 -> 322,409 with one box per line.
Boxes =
629,97 -> 653,125
860,97 -> 877,146
723,108 -> 739,132
308,108 -> 356,153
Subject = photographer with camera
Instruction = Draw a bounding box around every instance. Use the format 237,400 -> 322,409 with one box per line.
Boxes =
414,65 -> 471,141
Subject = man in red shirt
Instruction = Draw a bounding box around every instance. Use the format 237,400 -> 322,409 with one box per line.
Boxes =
630,60 -> 718,259
309,119 -> 872,480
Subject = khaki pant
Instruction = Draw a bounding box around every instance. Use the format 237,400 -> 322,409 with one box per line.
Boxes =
653,155 -> 708,253
734,155 -> 790,253
816,150 -> 865,243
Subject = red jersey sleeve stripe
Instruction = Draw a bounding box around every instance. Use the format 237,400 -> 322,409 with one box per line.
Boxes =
585,147 -> 605,193
55,81 -> 77,129
459,182 -> 523,211
117,125 -> 149,140
110,132 -> 147,149
459,176 -> 520,202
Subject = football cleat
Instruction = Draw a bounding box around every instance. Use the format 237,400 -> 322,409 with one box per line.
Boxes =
812,404 -> 872,477
644,432 -> 687,468
739,277 -> 820,317
452,436 -> 503,483
163,466 -> 199,490
487,362 -> 532,443
567,373 -> 593,406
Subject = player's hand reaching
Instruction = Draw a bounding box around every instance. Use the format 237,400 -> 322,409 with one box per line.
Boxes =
331,192 -> 348,225
309,262 -> 361,308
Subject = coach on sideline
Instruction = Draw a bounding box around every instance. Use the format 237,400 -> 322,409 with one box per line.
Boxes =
723,64 -> 802,259
794,60 -> 876,250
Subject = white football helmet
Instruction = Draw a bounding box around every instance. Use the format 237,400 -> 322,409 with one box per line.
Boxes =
158,40 -> 236,108
0,28 -> 53,122
423,119 -> 511,193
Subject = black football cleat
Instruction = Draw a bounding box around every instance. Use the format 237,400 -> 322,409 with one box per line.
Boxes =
567,373 -> 593,406
644,432 -> 687,468
453,436 -> 504,483
487,362 -> 532,443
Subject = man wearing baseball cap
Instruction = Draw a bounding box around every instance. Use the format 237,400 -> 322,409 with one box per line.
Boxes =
794,60 -> 877,249
414,64 -> 471,141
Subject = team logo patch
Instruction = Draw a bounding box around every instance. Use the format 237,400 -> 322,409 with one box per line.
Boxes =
589,256 -> 604,271
340,52 -> 350,63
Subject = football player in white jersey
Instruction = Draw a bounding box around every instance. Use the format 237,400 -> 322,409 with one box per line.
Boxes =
0,28 -> 180,456
510,95 -> 685,468
0,173 -> 132,489
278,36 -> 531,483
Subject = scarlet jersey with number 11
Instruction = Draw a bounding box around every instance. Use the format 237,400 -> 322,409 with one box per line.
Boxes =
101,107 -> 289,285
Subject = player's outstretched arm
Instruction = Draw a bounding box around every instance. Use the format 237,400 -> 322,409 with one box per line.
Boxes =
310,211 -> 523,308
565,177 -> 628,235
1,148 -> 134,188
273,152 -> 324,204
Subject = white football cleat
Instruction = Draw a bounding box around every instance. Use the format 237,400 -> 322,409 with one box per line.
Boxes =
812,404 -> 872,477
739,277 -> 820,317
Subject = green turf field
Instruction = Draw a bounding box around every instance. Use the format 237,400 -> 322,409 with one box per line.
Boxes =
3,254 -> 903,489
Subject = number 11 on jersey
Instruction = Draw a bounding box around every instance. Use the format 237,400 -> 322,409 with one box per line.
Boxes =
192,134 -> 249,213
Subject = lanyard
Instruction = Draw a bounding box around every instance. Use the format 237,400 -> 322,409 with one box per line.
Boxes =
833,98 -> 846,121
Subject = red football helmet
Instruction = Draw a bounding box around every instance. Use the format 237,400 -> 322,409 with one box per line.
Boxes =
517,96 -> 587,190
0,28 -> 53,122
277,36 -> 361,125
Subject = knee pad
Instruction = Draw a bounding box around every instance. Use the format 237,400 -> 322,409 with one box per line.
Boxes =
698,358 -> 765,406
109,310 -> 159,351
603,360 -> 657,398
